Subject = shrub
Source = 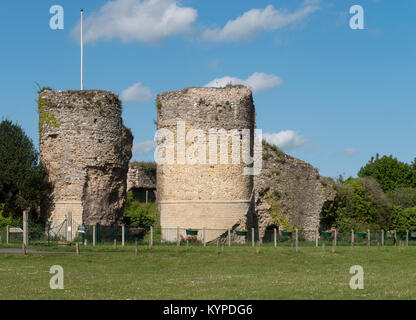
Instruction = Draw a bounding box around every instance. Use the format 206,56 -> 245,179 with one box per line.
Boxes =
387,187 -> 416,208
0,204 -> 22,229
321,177 -> 391,232
123,192 -> 158,227
389,206 -> 416,231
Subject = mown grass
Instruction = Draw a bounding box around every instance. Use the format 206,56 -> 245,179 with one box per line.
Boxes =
0,244 -> 415,300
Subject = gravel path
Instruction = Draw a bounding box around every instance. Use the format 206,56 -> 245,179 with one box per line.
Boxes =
0,248 -> 74,254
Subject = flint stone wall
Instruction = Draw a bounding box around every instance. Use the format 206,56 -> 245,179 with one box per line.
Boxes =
254,142 -> 336,241
127,163 -> 156,191
38,89 -> 132,237
156,86 -> 256,242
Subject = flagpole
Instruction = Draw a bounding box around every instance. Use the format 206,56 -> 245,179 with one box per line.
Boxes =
80,9 -> 83,90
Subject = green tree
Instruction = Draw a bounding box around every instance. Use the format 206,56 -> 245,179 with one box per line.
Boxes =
358,154 -> 416,192
389,206 -> 416,231
321,177 -> 391,232
0,120 -> 46,220
387,187 -> 416,208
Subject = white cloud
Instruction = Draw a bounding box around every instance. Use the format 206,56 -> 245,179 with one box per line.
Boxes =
133,140 -> 156,156
263,130 -> 310,151
204,72 -> 282,94
201,1 -> 319,42
72,0 -> 197,44
121,82 -> 153,103
343,148 -> 358,156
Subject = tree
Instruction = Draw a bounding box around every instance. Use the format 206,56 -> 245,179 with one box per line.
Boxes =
387,187 -> 416,208
0,120 -> 46,220
321,177 -> 391,232
358,154 -> 416,192
389,206 -> 416,232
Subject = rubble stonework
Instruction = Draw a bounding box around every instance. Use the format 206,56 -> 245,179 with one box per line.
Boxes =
127,162 -> 156,191
156,86 -> 256,242
254,141 -> 336,240
38,89 -> 132,236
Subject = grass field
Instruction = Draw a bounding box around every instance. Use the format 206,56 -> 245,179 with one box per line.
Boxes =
0,244 -> 415,300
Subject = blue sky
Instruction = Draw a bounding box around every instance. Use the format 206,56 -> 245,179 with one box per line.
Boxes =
0,0 -> 415,179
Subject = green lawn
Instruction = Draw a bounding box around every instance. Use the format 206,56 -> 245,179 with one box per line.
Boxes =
0,244 -> 415,299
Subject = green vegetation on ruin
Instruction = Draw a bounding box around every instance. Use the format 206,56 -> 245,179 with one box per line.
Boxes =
37,97 -> 61,136
130,161 -> 157,175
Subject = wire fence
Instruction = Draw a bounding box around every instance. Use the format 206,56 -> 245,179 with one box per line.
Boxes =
2,223 -> 415,248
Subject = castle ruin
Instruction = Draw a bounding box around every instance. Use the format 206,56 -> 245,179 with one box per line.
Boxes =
155,86 -> 256,242
38,89 -> 132,237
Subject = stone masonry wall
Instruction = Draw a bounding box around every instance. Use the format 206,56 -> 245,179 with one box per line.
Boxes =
127,162 -> 156,191
254,141 -> 336,241
156,86 -> 255,242
38,89 -> 132,237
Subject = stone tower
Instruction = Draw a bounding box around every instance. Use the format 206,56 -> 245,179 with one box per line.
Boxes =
38,89 -> 133,237
156,86 -> 256,242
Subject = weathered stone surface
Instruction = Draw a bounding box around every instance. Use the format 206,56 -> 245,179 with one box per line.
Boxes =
254,141 -> 336,240
38,89 -> 133,235
127,162 -> 156,191
156,86 -> 256,241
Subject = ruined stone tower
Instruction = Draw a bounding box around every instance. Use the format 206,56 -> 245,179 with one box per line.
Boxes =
156,86 -> 256,242
38,89 -> 133,236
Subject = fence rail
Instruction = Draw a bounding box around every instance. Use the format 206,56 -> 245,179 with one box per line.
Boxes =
1,224 -> 415,248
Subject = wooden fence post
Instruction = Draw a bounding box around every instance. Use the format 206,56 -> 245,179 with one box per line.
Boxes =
406,230 -> 409,247
251,228 -> 255,248
122,225 -> 125,247
295,228 -> 299,252
6,225 -> 9,245
394,230 -> 397,246
93,225 -> 96,247
203,228 -> 206,247
228,229 -> 231,247
114,239 -> 117,249
351,229 -> 354,248
381,229 -> 384,247
135,240 -> 138,256
67,213 -> 72,242
23,211 -> 29,246
177,227 -> 180,247
315,229 -> 319,248
76,242 -> 80,256
367,229 -> 370,247
334,229 -> 337,247
150,226 -> 153,248
274,228 -> 277,248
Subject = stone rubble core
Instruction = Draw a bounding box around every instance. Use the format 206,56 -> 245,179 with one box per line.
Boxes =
38,89 -> 133,238
127,163 -> 156,191
156,86 -> 256,242
254,142 -> 336,241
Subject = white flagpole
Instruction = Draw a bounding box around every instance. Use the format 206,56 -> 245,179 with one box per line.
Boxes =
80,9 -> 83,90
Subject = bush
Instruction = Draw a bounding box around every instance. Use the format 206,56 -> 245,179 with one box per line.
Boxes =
389,206 -> 416,231
387,187 -> 416,208
0,205 -> 22,229
123,192 -> 158,227
321,177 -> 391,232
